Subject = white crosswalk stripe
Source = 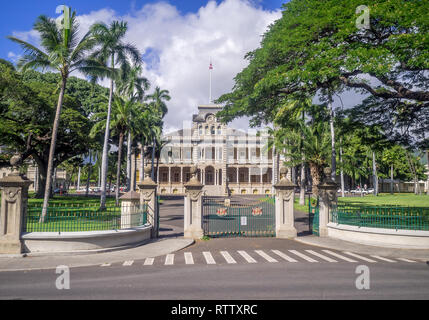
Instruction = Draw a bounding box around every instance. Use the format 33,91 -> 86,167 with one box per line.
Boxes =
184,252 -> 194,265
271,250 -> 298,262
237,250 -> 257,263
289,250 -> 318,262
255,250 -> 278,263
370,255 -> 397,263
100,263 -> 111,267
165,254 -> 175,265
203,251 -> 216,264
322,250 -> 358,262
123,260 -> 134,266
144,258 -> 154,266
220,251 -> 237,264
305,250 -> 337,262
343,252 -> 378,263
396,258 -> 416,263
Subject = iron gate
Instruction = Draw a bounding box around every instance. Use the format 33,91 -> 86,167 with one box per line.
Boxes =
202,196 -> 275,238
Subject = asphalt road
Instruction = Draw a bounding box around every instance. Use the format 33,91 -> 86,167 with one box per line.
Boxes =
1,258 -> 428,300
1,198 -> 428,300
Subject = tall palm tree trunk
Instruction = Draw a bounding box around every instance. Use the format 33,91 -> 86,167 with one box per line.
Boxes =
372,151 -> 378,196
299,162 -> 306,205
140,141 -> 145,182
115,131 -> 125,206
151,138 -> 156,180
126,131 -> 132,191
40,78 -> 67,223
339,140 -> 345,197
328,94 -> 336,181
85,151 -> 92,197
100,76 -> 114,209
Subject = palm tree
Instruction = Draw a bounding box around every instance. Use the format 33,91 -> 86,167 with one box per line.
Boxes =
91,96 -> 137,205
8,11 -> 98,222
116,63 -> 150,191
89,21 -> 141,209
146,87 -> 170,179
146,86 -> 171,117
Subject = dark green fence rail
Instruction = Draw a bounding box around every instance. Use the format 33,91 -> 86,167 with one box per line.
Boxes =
202,197 -> 275,238
331,204 -> 429,231
23,203 -> 148,233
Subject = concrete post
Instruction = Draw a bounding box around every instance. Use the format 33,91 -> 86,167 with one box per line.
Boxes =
0,156 -> 33,254
274,167 -> 297,238
137,166 -> 158,238
184,166 -> 204,239
120,191 -> 141,229
317,167 -> 338,237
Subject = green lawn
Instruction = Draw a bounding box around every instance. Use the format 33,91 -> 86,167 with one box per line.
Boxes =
337,193 -> 429,208
292,193 -> 429,213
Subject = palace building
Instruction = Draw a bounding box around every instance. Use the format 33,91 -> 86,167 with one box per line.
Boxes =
137,104 -> 282,196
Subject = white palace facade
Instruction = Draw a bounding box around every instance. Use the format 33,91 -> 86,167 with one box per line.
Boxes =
138,104 -> 283,196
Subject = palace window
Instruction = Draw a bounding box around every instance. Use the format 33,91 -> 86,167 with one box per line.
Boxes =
211,126 -> 215,135
217,126 -> 222,135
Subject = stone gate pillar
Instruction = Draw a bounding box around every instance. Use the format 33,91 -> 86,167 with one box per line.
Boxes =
318,168 -> 338,237
0,156 -> 33,254
184,166 -> 204,239
274,167 -> 297,238
138,166 -> 158,238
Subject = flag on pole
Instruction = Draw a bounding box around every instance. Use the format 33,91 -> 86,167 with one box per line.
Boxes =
209,62 -> 213,70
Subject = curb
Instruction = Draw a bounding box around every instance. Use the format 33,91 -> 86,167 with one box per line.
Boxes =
0,238 -> 195,272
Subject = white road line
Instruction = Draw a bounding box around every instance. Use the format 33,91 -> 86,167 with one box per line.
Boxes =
203,251 -> 216,265
165,254 -> 175,265
288,250 -> 318,263
343,252 -> 378,263
370,255 -> 397,263
220,251 -> 237,264
184,252 -> 194,265
255,250 -> 278,263
144,258 -> 154,266
305,250 -> 337,262
322,250 -> 358,262
123,260 -> 134,266
396,258 -> 416,263
100,263 -> 111,267
271,250 -> 298,262
237,250 -> 257,263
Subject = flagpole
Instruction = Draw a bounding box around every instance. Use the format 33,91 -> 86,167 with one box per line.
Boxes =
209,59 -> 213,104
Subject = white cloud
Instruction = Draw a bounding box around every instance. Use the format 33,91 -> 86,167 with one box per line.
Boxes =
10,0 -> 282,134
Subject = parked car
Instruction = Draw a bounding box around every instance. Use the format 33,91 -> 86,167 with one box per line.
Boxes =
53,188 -> 68,195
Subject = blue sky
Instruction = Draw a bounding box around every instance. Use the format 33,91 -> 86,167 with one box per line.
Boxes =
0,0 -> 288,133
0,0 -> 285,61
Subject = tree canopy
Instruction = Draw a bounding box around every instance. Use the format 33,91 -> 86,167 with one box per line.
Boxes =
217,0 -> 428,149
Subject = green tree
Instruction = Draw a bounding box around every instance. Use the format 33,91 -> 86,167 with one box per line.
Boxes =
8,10 -> 99,222
89,20 -> 141,208
146,87 -> 170,179
0,65 -> 96,198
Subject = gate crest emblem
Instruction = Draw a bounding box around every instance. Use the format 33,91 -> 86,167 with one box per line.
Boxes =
216,208 -> 228,217
252,207 -> 263,216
